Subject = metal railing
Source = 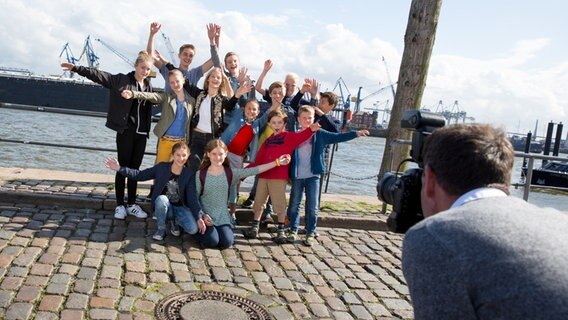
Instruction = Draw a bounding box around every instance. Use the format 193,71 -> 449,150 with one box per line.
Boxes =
380,140 -> 567,214
514,152 -> 568,200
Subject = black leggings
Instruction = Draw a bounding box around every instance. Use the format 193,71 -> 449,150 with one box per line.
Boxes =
115,127 -> 147,206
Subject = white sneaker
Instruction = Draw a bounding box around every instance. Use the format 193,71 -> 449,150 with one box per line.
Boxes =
170,221 -> 181,237
114,205 -> 127,219
126,204 -> 148,219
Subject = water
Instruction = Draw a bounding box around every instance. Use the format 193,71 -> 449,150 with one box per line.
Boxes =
1,108 -> 566,211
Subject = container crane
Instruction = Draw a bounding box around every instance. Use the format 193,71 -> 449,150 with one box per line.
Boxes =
77,36 -> 99,68
58,42 -> 81,77
353,84 -> 394,113
161,31 -> 178,66
382,56 -> 396,100
95,38 -> 156,77
59,43 -> 79,65
332,77 -> 353,130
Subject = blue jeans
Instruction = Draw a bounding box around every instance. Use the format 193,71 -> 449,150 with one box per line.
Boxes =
286,176 -> 320,234
195,224 -> 234,249
154,195 -> 198,235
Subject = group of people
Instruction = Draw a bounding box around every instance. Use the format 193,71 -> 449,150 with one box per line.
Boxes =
58,20 -> 568,319
61,21 -> 368,248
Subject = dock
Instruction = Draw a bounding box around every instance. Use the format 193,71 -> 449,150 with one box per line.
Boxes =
0,167 -> 412,319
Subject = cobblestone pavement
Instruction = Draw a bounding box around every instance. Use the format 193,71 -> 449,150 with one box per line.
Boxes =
0,175 -> 413,319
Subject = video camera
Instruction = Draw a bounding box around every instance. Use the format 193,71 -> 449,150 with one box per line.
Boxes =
377,110 -> 446,233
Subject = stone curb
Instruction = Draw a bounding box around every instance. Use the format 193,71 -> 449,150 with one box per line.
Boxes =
0,190 -> 389,231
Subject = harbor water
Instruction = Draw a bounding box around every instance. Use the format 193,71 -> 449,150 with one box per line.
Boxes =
1,108 -> 566,211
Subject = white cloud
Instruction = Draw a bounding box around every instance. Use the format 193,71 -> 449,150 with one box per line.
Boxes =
0,0 -> 566,136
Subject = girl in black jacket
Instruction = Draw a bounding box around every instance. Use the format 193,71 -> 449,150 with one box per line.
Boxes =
61,52 -> 154,220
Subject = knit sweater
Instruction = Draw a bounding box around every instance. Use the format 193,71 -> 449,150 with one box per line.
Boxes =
249,128 -> 314,180
402,196 -> 568,320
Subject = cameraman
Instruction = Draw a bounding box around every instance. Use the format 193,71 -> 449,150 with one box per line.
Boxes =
402,123 -> 568,319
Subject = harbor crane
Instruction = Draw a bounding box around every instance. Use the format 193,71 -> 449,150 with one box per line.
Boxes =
95,38 -> 135,68
353,84 -> 395,113
161,31 -> 178,66
95,38 -> 156,77
59,43 -> 80,65
76,36 -> 99,68
433,100 -> 475,123
58,42 -> 80,77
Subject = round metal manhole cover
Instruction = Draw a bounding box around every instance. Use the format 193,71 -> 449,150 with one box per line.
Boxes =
155,290 -> 273,320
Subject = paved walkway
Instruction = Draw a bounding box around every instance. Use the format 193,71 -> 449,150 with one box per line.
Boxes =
0,168 -> 412,319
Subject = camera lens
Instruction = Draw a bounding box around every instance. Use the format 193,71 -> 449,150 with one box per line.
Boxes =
377,172 -> 398,205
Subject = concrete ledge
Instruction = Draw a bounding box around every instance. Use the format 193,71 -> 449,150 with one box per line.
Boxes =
0,191 -> 104,209
0,191 -> 389,231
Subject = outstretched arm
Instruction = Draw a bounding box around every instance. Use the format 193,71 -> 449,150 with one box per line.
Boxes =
147,22 -> 163,68
104,157 -> 156,181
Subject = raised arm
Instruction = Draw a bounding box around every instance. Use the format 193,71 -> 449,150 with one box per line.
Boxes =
255,59 -> 272,97
147,22 -> 163,69
290,81 -> 311,112
199,23 -> 222,74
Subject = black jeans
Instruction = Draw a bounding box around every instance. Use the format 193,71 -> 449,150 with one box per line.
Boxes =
115,127 -> 147,205
189,131 -> 214,171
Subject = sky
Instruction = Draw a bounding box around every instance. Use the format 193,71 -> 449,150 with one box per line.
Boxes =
1,0 -> 567,137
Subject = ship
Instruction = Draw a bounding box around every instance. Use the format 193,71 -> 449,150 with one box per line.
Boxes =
0,66 -> 110,116
509,135 -> 544,153
0,66 -> 165,119
524,160 -> 568,189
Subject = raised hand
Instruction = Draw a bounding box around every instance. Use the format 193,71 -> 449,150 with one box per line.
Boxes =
214,24 -> 221,48
236,82 -> 254,98
153,50 -> 168,65
309,78 -> 320,98
237,67 -> 248,85
150,22 -> 161,36
207,23 -> 216,43
300,79 -> 311,94
262,59 -> 273,72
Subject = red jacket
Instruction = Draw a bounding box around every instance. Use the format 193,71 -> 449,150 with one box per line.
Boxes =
249,128 -> 314,179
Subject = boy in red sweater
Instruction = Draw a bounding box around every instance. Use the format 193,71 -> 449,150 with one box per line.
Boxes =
244,109 -> 321,243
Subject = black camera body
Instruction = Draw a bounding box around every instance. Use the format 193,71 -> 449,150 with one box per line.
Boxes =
377,110 -> 446,233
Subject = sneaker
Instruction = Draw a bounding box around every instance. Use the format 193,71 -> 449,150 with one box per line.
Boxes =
286,230 -> 297,243
273,229 -> 287,244
304,234 -> 316,247
261,214 -> 274,224
243,226 -> 259,239
170,221 -> 180,237
127,204 -> 148,219
298,229 -> 319,238
114,205 -> 127,219
153,229 -> 166,241
241,198 -> 254,209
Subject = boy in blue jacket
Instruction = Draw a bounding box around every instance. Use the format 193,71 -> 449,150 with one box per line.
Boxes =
287,106 -> 369,246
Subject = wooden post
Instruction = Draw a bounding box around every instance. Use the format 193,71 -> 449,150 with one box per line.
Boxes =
378,0 -> 443,178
